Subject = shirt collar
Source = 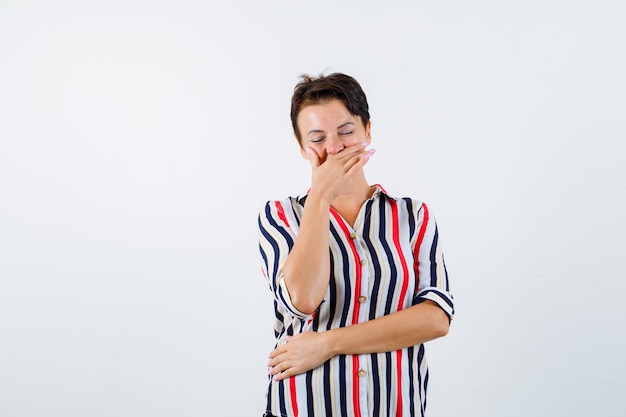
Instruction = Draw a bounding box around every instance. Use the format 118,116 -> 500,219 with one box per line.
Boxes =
296,184 -> 391,206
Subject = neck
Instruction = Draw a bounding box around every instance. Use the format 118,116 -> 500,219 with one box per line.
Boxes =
332,174 -> 373,208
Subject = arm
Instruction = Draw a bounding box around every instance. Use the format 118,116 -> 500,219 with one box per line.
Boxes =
279,192 -> 331,315
326,300 -> 449,354
268,202 -> 454,381
268,301 -> 449,381
280,142 -> 371,314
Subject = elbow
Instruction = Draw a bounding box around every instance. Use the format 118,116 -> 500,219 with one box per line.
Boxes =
434,315 -> 450,338
291,295 -> 321,316
427,303 -> 451,339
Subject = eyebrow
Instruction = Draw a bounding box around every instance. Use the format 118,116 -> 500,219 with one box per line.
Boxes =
337,122 -> 355,129
307,122 -> 355,136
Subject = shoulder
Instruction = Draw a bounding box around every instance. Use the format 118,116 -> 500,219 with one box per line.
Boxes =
375,186 -> 427,213
258,195 -> 304,227
376,188 -> 434,226
259,196 -> 301,214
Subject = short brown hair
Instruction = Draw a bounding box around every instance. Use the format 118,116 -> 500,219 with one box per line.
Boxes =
290,72 -> 371,145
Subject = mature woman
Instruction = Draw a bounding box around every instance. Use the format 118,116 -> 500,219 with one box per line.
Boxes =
258,72 -> 454,417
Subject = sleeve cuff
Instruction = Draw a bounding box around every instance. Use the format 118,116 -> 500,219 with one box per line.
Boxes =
413,287 -> 455,320
277,277 -> 314,320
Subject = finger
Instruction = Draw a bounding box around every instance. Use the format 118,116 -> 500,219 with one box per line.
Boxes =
268,346 -> 286,361
330,141 -> 369,162
306,147 -> 321,168
267,352 -> 286,368
269,358 -> 291,377
344,149 -> 375,177
273,366 -> 297,381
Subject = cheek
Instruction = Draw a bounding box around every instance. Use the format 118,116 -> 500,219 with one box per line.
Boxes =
347,131 -> 368,145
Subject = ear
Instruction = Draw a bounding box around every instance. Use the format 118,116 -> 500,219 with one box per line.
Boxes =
365,120 -> 372,143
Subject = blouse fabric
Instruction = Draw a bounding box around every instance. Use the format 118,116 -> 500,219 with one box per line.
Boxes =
258,185 -> 454,417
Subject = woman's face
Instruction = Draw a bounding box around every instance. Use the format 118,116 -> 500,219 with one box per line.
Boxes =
297,98 -> 371,163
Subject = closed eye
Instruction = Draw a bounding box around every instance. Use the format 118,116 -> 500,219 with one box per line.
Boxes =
311,136 -> 325,143
339,130 -> 354,136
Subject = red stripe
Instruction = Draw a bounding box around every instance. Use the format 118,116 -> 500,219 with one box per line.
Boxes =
390,199 -> 410,310
371,183 -> 387,194
289,376 -> 299,416
413,203 -> 430,284
408,204 -> 430,416
276,201 -> 290,227
390,199 -> 410,416
330,208 -> 362,417
306,311 -> 317,326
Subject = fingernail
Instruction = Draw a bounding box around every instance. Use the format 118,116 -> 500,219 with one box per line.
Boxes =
361,142 -> 368,147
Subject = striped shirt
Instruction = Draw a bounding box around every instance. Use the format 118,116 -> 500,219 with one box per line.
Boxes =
258,185 -> 454,417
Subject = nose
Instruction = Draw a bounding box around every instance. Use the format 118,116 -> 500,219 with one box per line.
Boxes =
325,134 -> 344,155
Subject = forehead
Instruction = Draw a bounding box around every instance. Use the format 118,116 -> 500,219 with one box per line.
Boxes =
297,98 -> 358,128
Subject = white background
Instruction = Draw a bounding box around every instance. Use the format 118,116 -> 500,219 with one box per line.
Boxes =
1,1 -> 625,416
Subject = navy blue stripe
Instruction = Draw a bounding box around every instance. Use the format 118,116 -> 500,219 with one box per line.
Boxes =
290,199 -> 302,227
278,379 -> 287,417
429,226 -> 439,287
417,344 -> 426,416
403,198 -> 416,239
423,368 -> 429,413
378,198 -> 397,315
259,244 -> 268,278
385,351 -> 393,416
265,374 -> 273,414
339,355 -> 348,417
323,361 -> 332,415
443,253 -> 450,292
330,223 -> 351,328
326,251 -> 337,331
273,299 -> 283,338
370,353 -> 381,416
414,289 -> 454,314
277,289 -> 299,316
306,370 -> 314,417
362,200 -> 382,321
407,346 -> 416,417
265,202 -> 295,251
311,309 -> 320,331
258,217 -> 280,289
285,321 -> 296,337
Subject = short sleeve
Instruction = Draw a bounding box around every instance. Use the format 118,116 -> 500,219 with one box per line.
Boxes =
411,202 -> 455,320
258,199 -> 311,319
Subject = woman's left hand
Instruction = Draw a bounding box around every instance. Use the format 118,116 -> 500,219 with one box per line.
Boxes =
267,331 -> 333,381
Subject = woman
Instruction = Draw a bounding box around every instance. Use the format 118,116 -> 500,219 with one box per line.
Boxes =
258,72 -> 454,417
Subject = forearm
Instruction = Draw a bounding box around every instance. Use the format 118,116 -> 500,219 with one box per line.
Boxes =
281,192 -> 331,314
326,301 -> 450,355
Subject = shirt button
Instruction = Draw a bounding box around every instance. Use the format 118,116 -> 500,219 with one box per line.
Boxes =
359,259 -> 366,265
358,296 -> 367,304
357,369 -> 367,377
350,233 -> 356,239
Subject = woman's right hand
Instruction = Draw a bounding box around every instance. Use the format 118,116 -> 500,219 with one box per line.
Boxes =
306,141 -> 375,203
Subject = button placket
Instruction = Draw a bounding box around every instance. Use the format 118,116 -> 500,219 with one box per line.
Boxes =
352,234 -> 370,313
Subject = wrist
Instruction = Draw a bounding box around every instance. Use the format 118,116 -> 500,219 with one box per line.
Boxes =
306,189 -> 333,207
322,328 -> 341,357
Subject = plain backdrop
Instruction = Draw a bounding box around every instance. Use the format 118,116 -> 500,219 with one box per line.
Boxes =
1,1 -> 625,416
